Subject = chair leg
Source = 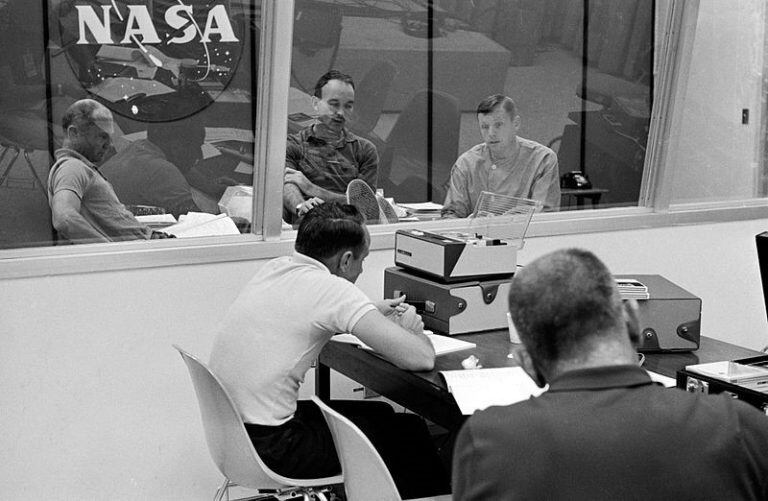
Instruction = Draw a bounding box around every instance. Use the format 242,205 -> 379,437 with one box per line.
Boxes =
213,478 -> 230,501
22,149 -> 48,195
0,146 -> 20,187
0,145 -> 11,171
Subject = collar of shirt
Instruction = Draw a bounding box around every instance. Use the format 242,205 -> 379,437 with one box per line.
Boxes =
481,137 -> 521,171
305,124 -> 359,148
55,148 -> 98,170
547,364 -> 653,393
291,251 -> 332,274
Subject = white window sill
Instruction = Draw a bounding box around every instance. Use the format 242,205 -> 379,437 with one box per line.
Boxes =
2,201 -> 768,280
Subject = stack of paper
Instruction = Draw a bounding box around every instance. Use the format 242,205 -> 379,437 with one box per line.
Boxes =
162,212 -> 240,238
616,278 -> 650,300
331,331 -> 476,357
441,367 -> 546,415
135,213 -> 176,229
397,201 -> 443,217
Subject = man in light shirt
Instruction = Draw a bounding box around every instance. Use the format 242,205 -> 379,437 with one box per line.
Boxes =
47,99 -> 172,243
209,202 -> 450,499
442,94 -> 560,217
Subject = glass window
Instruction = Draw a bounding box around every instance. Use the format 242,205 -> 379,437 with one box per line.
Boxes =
0,0 -> 261,248
283,0 -> 654,229
667,0 -> 767,205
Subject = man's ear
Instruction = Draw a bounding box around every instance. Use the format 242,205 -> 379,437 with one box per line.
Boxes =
623,299 -> 641,346
514,345 -> 547,388
312,96 -> 320,115
337,249 -> 354,272
66,125 -> 79,141
512,114 -> 521,133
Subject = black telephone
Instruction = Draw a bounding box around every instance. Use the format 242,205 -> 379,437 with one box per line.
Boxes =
560,171 -> 592,189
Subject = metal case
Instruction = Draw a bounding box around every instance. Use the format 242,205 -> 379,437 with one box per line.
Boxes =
384,266 -> 511,335
394,229 -> 518,282
616,274 -> 701,352
677,355 -> 768,414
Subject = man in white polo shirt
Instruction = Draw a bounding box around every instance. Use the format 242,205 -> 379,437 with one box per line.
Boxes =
209,202 -> 450,499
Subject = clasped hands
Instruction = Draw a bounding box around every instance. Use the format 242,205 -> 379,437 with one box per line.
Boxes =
375,295 -> 424,334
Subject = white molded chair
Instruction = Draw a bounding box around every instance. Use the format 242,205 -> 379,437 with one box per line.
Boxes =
174,346 -> 343,501
311,396 -> 451,501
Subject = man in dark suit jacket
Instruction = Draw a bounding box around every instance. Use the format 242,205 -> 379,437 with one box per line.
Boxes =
452,248 -> 768,500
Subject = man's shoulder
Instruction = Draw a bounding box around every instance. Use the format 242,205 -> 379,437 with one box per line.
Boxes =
518,137 -> 555,156
51,154 -> 94,179
455,143 -> 487,165
347,131 -> 376,150
467,399 -> 540,431
288,126 -> 314,143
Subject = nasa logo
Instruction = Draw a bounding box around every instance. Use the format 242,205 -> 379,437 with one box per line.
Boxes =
59,0 -> 248,122
75,3 -> 240,45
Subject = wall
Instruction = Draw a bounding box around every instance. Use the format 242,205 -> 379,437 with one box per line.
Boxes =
670,0 -> 766,202
2,218 -> 768,499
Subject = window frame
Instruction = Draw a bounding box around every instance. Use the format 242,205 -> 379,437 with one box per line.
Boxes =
2,0 -> 768,281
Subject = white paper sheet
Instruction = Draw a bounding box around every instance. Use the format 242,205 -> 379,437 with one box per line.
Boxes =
397,201 -> 443,212
441,367 -> 546,415
646,370 -> 677,388
162,213 -> 240,237
331,331 -> 475,357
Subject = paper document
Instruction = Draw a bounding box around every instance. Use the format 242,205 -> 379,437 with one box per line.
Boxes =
398,201 -> 443,212
162,213 -> 240,237
135,214 -> 176,228
441,367 -> 546,415
646,370 -> 676,388
331,331 -> 475,357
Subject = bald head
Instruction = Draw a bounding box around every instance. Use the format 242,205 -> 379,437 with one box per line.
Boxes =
62,99 -> 115,163
509,248 -> 637,378
62,99 -> 114,134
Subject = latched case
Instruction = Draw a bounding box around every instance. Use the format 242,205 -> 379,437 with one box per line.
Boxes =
384,266 -> 511,335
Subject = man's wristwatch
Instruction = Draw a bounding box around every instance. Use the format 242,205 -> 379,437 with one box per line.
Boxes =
295,202 -> 303,216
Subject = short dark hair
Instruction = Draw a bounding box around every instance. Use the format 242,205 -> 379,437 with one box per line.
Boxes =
313,69 -> 355,98
476,94 -> 517,119
62,99 -> 109,131
508,248 -> 624,375
295,202 -> 367,261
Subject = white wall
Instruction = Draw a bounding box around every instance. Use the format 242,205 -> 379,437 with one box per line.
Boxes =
2,218 -> 768,499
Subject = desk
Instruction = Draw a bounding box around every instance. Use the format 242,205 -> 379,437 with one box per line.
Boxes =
561,187 -> 609,209
316,330 -> 762,432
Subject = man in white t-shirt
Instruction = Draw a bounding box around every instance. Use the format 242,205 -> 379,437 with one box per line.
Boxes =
209,202 -> 450,499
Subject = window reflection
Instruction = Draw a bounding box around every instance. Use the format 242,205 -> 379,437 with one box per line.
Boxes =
287,0 -> 654,224
0,0 -> 261,248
